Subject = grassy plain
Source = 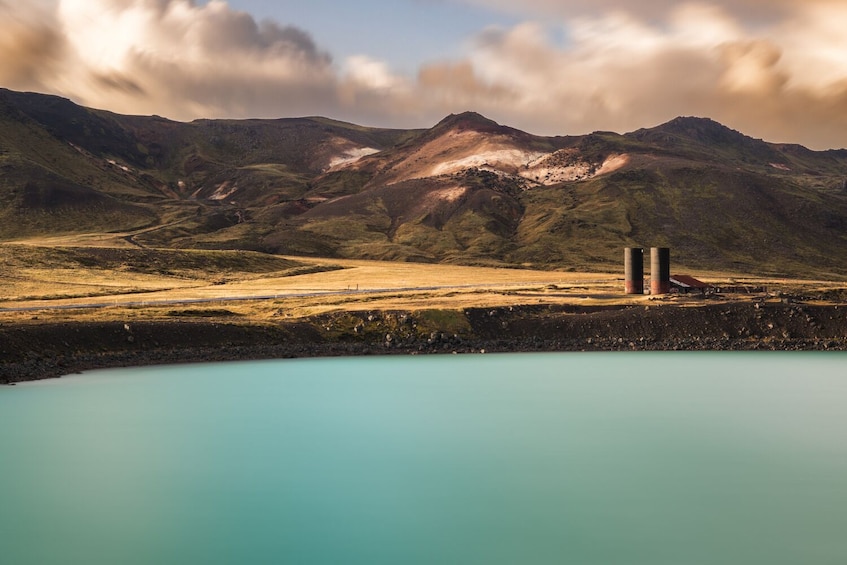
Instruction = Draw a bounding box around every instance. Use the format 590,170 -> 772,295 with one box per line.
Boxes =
5,238 -> 847,384
3,237 -> 845,327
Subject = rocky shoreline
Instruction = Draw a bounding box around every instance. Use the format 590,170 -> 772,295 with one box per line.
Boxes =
2,301 -> 847,383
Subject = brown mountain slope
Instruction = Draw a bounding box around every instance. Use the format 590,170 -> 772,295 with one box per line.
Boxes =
2,89 -> 847,277
324,111 -> 632,191
267,116 -> 847,275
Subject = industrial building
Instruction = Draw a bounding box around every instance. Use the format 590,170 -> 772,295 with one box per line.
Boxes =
670,275 -> 712,294
624,247 -> 670,295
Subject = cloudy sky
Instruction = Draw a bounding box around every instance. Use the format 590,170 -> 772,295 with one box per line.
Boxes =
3,0 -> 847,149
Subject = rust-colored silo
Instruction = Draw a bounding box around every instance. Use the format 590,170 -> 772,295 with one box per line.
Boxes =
650,247 -> 670,295
624,247 -> 644,294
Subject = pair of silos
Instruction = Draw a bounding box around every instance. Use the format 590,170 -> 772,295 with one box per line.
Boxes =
624,247 -> 670,295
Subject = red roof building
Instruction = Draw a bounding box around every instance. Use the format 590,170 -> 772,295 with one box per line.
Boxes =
670,275 -> 711,293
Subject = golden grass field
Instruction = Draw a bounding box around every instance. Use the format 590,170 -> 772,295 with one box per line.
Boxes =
3,233 -> 846,326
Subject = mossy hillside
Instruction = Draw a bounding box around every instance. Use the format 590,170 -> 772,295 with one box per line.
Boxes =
0,245 -> 303,276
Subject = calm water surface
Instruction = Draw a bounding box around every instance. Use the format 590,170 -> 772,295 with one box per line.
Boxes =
1,352 -> 846,564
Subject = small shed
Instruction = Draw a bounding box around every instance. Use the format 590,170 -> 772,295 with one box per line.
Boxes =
670,275 -> 711,294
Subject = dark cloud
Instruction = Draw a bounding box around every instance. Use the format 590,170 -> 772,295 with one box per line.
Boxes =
46,0 -> 340,119
91,72 -> 146,95
256,21 -> 330,63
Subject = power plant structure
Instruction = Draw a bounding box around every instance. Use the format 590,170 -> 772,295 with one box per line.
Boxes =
624,247 -> 644,294
650,247 -> 671,295
624,246 -> 671,295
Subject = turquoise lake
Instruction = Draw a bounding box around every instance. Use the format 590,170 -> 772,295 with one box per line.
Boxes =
2,352 -> 847,564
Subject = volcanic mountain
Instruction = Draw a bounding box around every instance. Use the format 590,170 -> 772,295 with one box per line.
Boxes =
2,87 -> 847,277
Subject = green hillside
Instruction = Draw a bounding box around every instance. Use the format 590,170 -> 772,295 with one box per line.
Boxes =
2,89 -> 847,278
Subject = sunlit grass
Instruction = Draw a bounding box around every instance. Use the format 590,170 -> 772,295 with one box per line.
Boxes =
3,241 -> 846,332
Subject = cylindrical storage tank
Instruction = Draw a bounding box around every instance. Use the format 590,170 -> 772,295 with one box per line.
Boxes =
624,247 -> 644,294
651,247 -> 671,295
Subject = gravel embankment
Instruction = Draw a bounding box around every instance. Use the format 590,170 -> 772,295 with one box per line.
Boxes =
2,301 -> 846,383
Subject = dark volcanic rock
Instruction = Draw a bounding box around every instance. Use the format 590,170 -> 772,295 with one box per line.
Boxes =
2,301 -> 846,383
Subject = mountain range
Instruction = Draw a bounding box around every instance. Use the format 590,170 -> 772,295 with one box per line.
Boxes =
2,87 -> 847,277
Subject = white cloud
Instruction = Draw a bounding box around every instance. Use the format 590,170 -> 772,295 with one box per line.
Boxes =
1,0 -> 341,119
457,0 -> 823,23
344,55 -> 408,92
3,0 -> 847,148
411,1 -> 847,148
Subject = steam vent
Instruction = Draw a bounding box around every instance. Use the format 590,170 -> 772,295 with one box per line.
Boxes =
651,247 -> 671,295
624,247 -> 644,294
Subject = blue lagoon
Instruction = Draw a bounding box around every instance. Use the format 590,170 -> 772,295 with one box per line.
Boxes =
2,352 -> 846,564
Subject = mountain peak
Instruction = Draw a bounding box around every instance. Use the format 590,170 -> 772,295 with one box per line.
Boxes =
633,116 -> 760,146
433,111 -> 503,132
625,115 -> 782,163
658,116 -> 745,137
